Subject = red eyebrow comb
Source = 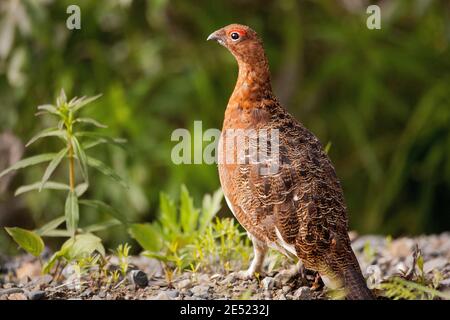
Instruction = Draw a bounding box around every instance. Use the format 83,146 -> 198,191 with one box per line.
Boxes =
228,27 -> 246,36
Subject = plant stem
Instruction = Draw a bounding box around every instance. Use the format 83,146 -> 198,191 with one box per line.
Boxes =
68,139 -> 75,192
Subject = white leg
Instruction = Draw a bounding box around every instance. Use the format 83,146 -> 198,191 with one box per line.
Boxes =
236,235 -> 267,279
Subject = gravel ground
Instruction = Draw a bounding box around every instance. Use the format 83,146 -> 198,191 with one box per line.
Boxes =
1,233 -> 449,300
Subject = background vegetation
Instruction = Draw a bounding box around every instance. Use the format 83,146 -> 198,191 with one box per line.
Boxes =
0,0 -> 449,255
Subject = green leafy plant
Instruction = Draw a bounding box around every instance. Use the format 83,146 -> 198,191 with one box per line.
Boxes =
380,277 -> 450,300
129,185 -> 253,274
129,185 -> 251,273
380,245 -> 450,300
192,217 -> 251,273
0,89 -> 127,271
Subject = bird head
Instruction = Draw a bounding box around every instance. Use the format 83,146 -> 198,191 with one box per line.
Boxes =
207,24 -> 265,65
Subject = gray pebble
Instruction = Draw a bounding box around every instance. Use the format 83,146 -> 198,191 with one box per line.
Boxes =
261,277 -> 275,290
191,284 -> 210,296
166,290 -> 179,299
293,286 -> 311,300
27,290 -> 45,300
219,273 -> 236,285
150,292 -> 171,300
424,258 -> 448,274
439,278 -> 450,288
177,279 -> 191,289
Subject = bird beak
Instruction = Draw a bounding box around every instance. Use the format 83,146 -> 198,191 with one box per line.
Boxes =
207,30 -> 225,46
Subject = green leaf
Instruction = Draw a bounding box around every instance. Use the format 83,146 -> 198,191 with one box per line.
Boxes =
86,156 -> 128,188
26,127 -> 66,147
15,181 -> 70,196
5,227 -> 44,257
83,219 -> 121,233
72,137 -> 89,184
77,132 -> 126,149
65,191 -> 79,237
417,255 -> 424,274
159,192 -> 178,233
141,251 -> 170,263
60,233 -> 105,260
69,94 -> 102,113
79,199 -> 128,224
75,182 -> 89,197
199,188 -> 223,232
43,251 -> 62,274
40,148 -> 68,191
324,141 -> 332,155
75,118 -> 107,128
40,229 -> 72,237
37,104 -> 59,115
36,216 -> 66,236
180,185 -> 199,233
57,89 -> 67,106
83,138 -> 127,150
0,153 -> 57,179
128,223 -> 162,252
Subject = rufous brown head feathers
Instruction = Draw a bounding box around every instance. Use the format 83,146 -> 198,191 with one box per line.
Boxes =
207,24 -> 266,65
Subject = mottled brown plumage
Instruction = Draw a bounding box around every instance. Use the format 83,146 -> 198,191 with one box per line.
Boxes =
208,24 -> 374,299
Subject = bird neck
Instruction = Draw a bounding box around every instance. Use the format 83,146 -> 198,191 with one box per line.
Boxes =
229,57 -> 272,110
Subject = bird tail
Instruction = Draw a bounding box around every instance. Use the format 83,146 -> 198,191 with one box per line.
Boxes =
341,258 -> 374,300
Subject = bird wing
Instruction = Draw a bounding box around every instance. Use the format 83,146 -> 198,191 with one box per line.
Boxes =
233,110 -> 349,264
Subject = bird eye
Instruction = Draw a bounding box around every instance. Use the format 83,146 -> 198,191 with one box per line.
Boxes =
230,32 -> 240,41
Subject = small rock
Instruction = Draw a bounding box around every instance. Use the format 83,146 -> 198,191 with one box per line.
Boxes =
166,290 -> 179,299
282,285 -> 291,293
19,276 -> 31,286
129,270 -> 148,288
293,286 -> 311,300
388,238 -> 415,258
210,274 -> 222,280
261,277 -> 275,290
32,274 -> 53,287
197,274 -> 210,283
424,258 -> 448,274
150,292 -> 171,300
439,278 -> 450,288
27,290 -> 45,300
8,293 -> 27,300
273,272 -> 292,287
3,283 -> 13,289
191,285 -> 210,296
177,279 -> 191,289
80,289 -> 92,297
219,273 -> 236,285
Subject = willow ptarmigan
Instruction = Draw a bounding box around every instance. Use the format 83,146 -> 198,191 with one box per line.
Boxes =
208,24 -> 374,300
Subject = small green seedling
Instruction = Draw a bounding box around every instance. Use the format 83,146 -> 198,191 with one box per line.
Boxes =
114,243 -> 131,277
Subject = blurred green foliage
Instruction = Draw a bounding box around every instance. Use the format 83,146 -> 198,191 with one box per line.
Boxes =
0,0 -> 449,254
